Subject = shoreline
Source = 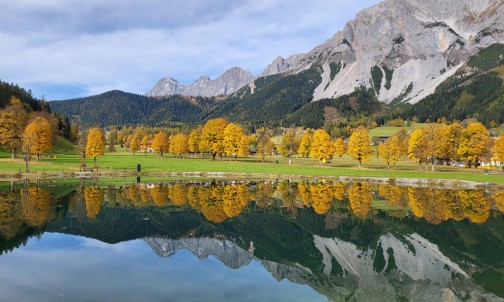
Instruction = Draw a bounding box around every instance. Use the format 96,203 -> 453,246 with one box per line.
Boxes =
0,171 -> 502,190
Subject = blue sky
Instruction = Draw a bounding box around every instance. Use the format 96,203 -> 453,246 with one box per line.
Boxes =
0,0 -> 381,100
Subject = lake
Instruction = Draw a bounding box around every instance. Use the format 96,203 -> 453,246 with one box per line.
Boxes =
0,178 -> 503,301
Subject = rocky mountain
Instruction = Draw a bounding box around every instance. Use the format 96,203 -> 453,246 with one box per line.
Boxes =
281,0 -> 504,104
147,67 -> 254,97
261,54 -> 304,77
144,234 -> 499,302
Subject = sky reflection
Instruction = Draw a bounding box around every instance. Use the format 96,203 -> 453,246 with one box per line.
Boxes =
0,233 -> 325,302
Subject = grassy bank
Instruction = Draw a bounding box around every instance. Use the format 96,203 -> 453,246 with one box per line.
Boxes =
0,146 -> 502,184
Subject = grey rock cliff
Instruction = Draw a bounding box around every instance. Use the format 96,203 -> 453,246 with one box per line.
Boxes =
147,67 -> 254,98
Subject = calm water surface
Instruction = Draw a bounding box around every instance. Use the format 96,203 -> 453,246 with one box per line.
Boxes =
0,179 -> 503,301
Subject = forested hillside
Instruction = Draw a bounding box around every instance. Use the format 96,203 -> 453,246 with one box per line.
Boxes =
0,80 -> 50,112
49,90 -> 218,127
396,44 -> 504,126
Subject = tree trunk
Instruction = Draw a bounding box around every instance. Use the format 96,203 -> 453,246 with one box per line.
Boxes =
36,153 -> 40,162
24,155 -> 29,173
358,159 -> 362,169
11,148 -> 15,159
288,155 -> 292,165
212,153 -> 216,160
94,157 -> 97,169
419,163 -> 422,171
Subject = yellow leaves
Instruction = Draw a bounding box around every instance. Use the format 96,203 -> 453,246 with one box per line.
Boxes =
378,136 -> 402,168
333,138 -> 346,159
407,128 -> 429,167
23,116 -> 53,159
85,128 -> 105,159
188,126 -> 202,154
457,122 -> 490,164
310,129 -> 334,163
297,129 -> 313,157
491,135 -> 504,163
255,127 -> 275,161
0,96 -> 27,157
200,118 -> 229,159
84,187 -> 104,219
348,182 -> 372,219
169,133 -> 188,157
310,183 -> 335,215
21,187 -> 53,227
223,123 -> 245,159
152,131 -> 170,157
348,126 -> 372,167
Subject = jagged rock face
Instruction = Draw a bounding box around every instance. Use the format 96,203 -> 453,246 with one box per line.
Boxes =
144,237 -> 254,269
287,0 -> 504,104
147,67 -> 254,97
261,54 -> 304,77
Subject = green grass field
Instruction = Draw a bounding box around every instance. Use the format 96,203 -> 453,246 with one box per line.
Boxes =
1,140 -> 502,184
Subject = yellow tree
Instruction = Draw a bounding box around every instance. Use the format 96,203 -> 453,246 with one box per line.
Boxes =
188,126 -> 202,156
0,97 -> 27,158
141,135 -> 150,155
85,128 -> 105,169
200,118 -> 228,160
21,187 -> 53,228
129,133 -> 141,155
223,123 -> 245,160
439,123 -> 463,163
256,127 -> 275,162
348,126 -> 372,168
333,138 -> 347,159
277,130 -> 298,165
457,123 -> 490,168
422,124 -> 443,171
237,135 -> 252,158
408,128 -> 430,171
170,133 -> 188,158
23,116 -> 53,162
84,187 -> 104,219
334,182 -> 346,201
152,131 -> 170,157
297,129 -> 313,157
491,135 -> 504,166
310,129 -> 334,164
395,128 -> 409,157
378,136 -> 401,169
310,183 -> 335,215
348,182 -> 372,219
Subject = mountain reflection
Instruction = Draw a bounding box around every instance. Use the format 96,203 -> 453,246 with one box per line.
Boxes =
0,179 -> 503,301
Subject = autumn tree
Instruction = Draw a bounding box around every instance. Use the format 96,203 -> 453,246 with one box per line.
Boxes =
129,133 -> 140,155
200,118 -> 228,160
310,183 -> 335,215
408,128 -> 430,171
348,126 -> 372,168
84,187 -> 104,219
310,129 -> 334,164
491,135 -> 504,167
170,133 -> 188,158
85,128 -> 105,169
457,123 -> 490,168
422,124 -> 443,171
348,182 -> 372,219
297,129 -> 313,157
378,136 -> 401,169
237,135 -> 252,158
439,122 -> 463,163
188,126 -> 202,156
108,128 -> 117,152
223,123 -> 245,160
152,131 -> 170,157
21,187 -> 53,227
141,135 -> 150,155
277,130 -> 298,165
69,123 -> 80,144
0,97 -> 27,158
395,128 -> 409,157
256,127 -> 275,162
23,116 -> 53,162
334,138 -> 347,159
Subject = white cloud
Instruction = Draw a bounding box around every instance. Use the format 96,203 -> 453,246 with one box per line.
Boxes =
0,0 -> 382,99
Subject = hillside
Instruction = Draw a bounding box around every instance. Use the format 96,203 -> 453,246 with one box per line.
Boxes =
49,90 -> 218,127
0,80 -> 50,112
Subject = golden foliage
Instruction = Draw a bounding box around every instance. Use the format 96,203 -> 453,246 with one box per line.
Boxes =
256,127 -> 275,161
168,184 -> 188,206
170,133 -> 188,157
152,131 -> 170,157
378,136 -> 402,168
333,138 -> 347,159
200,118 -> 229,159
85,128 -> 105,160
493,191 -> 504,213
223,123 -> 245,159
150,185 -> 170,207
0,97 -> 27,157
223,184 -> 251,218
21,187 -> 53,227
348,182 -> 372,219
348,126 -> 372,168
188,126 -> 202,154
310,129 -> 334,163
457,123 -> 490,165
334,183 -> 346,201
458,190 -> 491,224
407,128 -> 430,168
23,116 -> 53,159
310,183 -> 335,215
297,129 -> 313,157
84,187 -> 104,219
491,135 -> 504,163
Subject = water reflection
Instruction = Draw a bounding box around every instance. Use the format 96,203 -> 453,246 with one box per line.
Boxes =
0,179 -> 503,301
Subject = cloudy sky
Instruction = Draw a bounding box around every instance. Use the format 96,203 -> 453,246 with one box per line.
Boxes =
0,0 -> 381,100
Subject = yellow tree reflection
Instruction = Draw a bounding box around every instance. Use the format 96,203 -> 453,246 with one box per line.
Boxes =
378,184 -> 406,207
84,187 -> 104,219
197,186 -> 227,223
334,183 -> 346,201
223,184 -> 251,218
348,182 -> 372,219
297,182 -> 312,207
21,187 -> 53,228
458,190 -> 491,224
493,191 -> 504,213
150,184 -> 170,207
0,192 -> 23,239
169,183 -> 188,206
310,183 -> 335,215
254,182 -> 275,208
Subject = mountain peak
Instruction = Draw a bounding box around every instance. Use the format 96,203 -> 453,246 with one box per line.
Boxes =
147,67 -> 254,97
